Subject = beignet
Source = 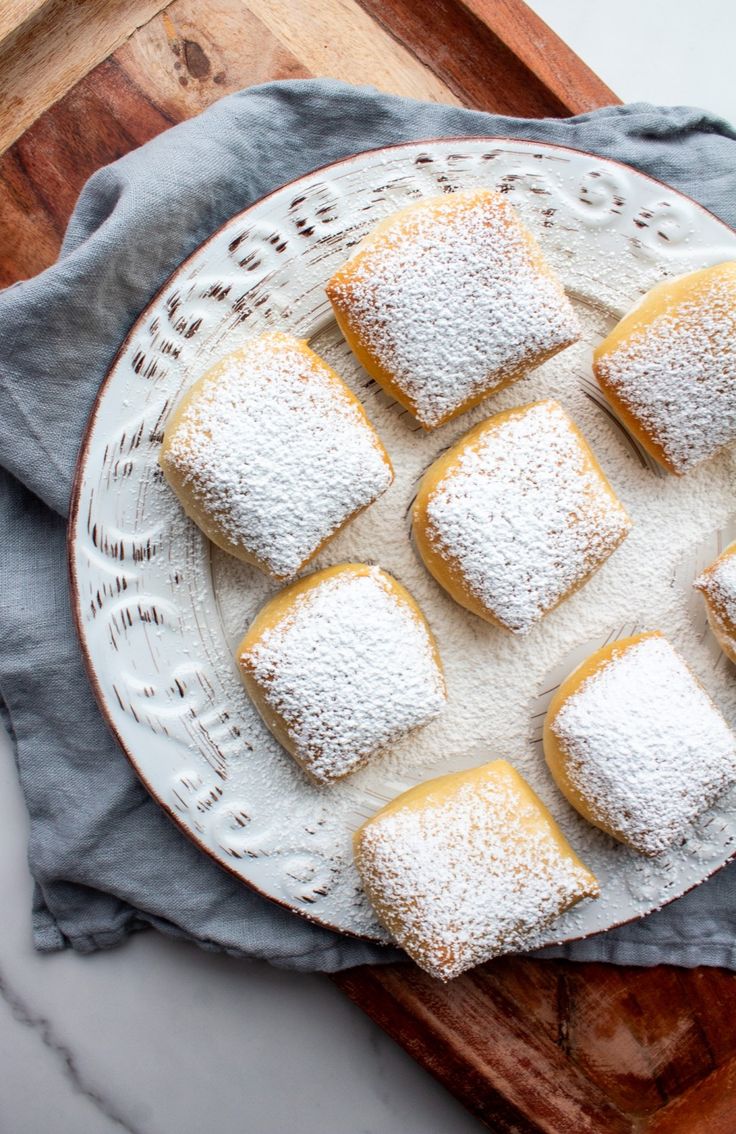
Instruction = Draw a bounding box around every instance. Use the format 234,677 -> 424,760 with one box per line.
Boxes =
544,632 -> 736,854
237,563 -> 446,784
694,542 -> 736,664
593,262 -> 736,474
160,332 -> 393,580
412,400 -> 631,633
354,759 -> 598,980
326,189 -> 580,430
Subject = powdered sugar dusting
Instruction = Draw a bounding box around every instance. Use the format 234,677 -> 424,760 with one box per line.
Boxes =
595,272 -> 736,473
164,333 -> 392,579
695,544 -> 736,658
356,765 -> 597,980
696,545 -> 736,626
329,191 -> 580,427
550,636 -> 736,854
80,139 -> 736,943
241,567 -> 446,783
421,401 -> 631,633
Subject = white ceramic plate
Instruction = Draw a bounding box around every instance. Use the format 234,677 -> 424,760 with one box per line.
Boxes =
69,138 -> 736,946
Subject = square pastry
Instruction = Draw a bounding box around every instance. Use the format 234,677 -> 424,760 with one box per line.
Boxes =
159,332 -> 393,580
544,632 -> 736,854
354,760 -> 598,980
237,564 -> 446,784
326,189 -> 580,429
594,262 -> 736,474
412,400 -> 631,633
695,542 -> 736,664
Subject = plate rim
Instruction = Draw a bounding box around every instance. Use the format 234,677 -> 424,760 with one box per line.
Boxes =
68,134 -> 736,945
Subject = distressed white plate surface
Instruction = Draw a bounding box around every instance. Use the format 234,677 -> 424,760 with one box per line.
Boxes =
70,139 -> 736,944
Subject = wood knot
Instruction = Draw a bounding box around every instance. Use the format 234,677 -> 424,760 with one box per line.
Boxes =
183,39 -> 211,80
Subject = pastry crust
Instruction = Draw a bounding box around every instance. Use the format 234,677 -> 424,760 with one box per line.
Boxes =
694,541 -> 736,664
160,332 -> 393,580
237,563 -> 446,784
354,759 -> 598,980
412,400 -> 631,633
326,189 -> 580,430
544,631 -> 736,854
593,262 -> 736,475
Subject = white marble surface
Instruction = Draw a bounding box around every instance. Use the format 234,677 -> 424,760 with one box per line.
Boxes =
2,7 -> 734,1132
0,727 -> 481,1134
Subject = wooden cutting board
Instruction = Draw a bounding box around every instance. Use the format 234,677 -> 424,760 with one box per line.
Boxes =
2,3 -> 735,1131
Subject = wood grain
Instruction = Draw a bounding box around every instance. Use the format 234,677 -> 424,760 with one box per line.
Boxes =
644,1055 -> 736,1133
0,0 -> 310,286
245,0 -> 459,105
0,1 -> 50,45
116,1 -> 310,129
333,959 -> 736,1133
0,0 -> 173,153
357,0 -> 619,116
3,2 -> 734,1132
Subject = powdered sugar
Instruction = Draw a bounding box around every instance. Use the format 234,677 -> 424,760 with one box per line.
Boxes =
355,764 -> 597,980
550,635 -> 736,854
421,401 -> 631,633
99,141 -> 736,944
240,567 -> 446,783
211,296 -> 736,942
695,544 -> 736,658
163,333 -> 392,579
595,272 -> 736,473
696,545 -> 736,626
328,191 -> 580,428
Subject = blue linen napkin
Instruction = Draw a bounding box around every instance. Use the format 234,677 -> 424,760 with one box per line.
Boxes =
2,78 -> 736,969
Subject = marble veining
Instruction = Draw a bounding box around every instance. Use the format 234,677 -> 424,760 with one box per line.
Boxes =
0,959 -> 144,1134
0,725 -> 482,1134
